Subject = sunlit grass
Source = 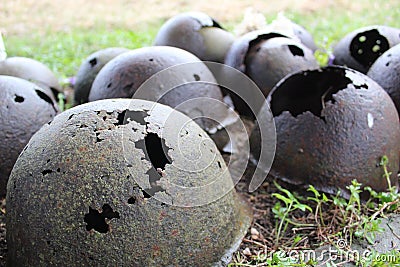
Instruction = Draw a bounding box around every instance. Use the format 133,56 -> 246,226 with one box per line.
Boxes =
289,3 -> 399,47
5,28 -> 157,78
4,0 -> 400,79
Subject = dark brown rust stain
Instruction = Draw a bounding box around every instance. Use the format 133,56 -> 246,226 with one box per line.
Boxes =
158,210 -> 168,221
270,67 -> 353,120
152,245 -> 161,257
171,229 -> 179,237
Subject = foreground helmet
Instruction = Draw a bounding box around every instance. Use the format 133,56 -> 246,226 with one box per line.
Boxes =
7,99 -> 251,266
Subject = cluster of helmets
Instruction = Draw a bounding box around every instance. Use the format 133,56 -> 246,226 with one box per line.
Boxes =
2,10 -> 400,266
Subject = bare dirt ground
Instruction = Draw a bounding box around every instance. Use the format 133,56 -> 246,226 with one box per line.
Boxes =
1,0 -> 362,36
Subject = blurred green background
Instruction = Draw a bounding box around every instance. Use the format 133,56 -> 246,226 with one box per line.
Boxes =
1,0 -> 399,78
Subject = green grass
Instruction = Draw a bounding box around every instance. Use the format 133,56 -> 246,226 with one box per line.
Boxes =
230,170 -> 400,266
5,28 -> 157,78
3,1 -> 400,81
285,4 -> 400,48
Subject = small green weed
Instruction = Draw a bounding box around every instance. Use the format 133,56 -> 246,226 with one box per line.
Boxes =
272,182 -> 313,247
232,155 -> 400,267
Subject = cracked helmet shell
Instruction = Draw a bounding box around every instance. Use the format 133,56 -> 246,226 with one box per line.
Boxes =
0,57 -> 62,98
251,66 -> 400,198
290,22 -> 318,52
0,75 -> 59,196
245,37 -> 319,97
224,30 -> 318,116
333,25 -> 400,73
367,44 -> 400,114
154,12 -> 234,62
74,47 -> 130,105
89,46 -> 222,102
6,98 -> 252,266
225,29 -> 289,73
89,46 -> 227,136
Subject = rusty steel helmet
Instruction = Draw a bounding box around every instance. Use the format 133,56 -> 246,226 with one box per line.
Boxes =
225,30 -> 318,116
250,66 -> 400,198
89,46 -> 222,102
0,75 -> 59,197
244,37 -> 319,96
89,46 -> 232,148
289,21 -> 318,52
267,13 -> 318,52
367,44 -> 400,113
154,12 -> 235,63
74,47 -> 129,105
225,29 -> 289,73
6,98 -> 252,266
333,25 -> 400,73
0,56 -> 62,99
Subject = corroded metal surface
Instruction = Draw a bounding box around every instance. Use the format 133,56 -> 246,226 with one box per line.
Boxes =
0,57 -> 63,98
290,22 -> 318,52
6,99 -> 252,266
244,37 -> 318,97
0,75 -> 59,196
88,46 -> 222,105
74,47 -> 129,105
225,30 -> 288,74
251,66 -> 400,198
368,44 -> 400,114
224,30 -> 318,116
333,25 -> 400,73
154,12 -> 234,63
88,46 -> 231,148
